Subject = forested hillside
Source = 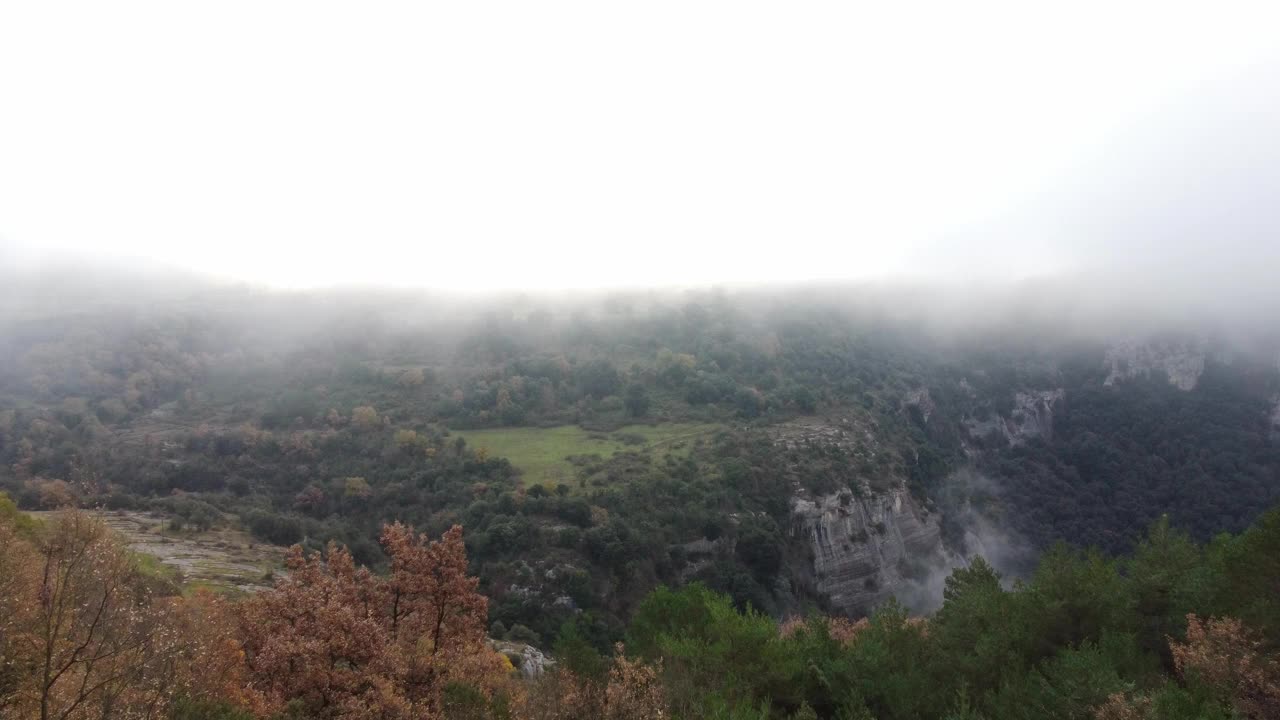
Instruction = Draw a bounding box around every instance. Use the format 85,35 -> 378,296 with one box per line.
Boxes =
5,0 -> 1278,714
2,277 -> 1279,644
2,494 -> 1278,719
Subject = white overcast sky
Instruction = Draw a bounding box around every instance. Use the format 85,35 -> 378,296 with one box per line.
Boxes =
1,1 -> 1277,290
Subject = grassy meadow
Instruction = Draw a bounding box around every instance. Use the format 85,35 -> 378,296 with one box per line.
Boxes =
453,422 -> 721,489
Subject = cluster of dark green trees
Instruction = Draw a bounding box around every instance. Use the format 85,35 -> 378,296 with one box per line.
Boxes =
3,284 -> 1280,655
577,507 -> 1280,719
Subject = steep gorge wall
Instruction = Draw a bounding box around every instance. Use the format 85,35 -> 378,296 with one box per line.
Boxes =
1105,338 -> 1207,390
791,488 -> 952,614
963,389 -> 1064,448
773,417 -> 957,615
781,337 -> 1278,616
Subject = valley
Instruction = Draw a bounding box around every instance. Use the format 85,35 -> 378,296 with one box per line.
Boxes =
2,283 -> 1279,719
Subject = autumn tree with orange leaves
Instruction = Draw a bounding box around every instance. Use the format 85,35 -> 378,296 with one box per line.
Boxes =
1170,614 -> 1280,719
240,523 -> 509,720
515,645 -> 666,720
0,510 -> 251,720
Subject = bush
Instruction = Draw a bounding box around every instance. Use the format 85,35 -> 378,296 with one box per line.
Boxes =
506,623 -> 541,646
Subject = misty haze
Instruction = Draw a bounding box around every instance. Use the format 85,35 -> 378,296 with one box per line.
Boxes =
2,3 -> 1280,719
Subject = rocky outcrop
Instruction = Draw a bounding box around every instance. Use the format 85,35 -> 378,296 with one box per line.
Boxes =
902,388 -> 935,423
772,414 -> 884,456
1105,338 -> 1206,390
963,389 -> 1064,446
791,488 -> 952,615
489,640 -> 555,678
500,560 -> 583,616
1012,389 -> 1064,440
774,415 -> 962,615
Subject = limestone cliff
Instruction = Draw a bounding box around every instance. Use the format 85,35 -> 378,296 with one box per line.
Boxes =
901,388 -> 936,424
790,488 -> 952,615
1105,338 -> 1206,390
774,417 -> 955,615
963,389 -> 1064,446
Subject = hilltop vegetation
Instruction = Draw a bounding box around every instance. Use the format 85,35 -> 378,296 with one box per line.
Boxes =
1,279 -> 1279,644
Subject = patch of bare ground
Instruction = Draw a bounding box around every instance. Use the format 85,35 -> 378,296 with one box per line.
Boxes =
29,510 -> 284,593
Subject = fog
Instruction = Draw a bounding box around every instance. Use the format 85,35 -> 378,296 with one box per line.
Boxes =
4,4 -> 1280,626
3,3 -> 1279,298
892,469 -> 1039,614
4,4 -> 1280,385
5,259 -> 1279,362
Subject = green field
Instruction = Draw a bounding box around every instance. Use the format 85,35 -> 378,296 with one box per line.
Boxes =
454,423 -> 721,489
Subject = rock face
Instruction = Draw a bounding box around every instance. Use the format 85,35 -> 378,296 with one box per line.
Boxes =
964,389 -> 1065,446
1105,338 -> 1206,390
791,488 -> 951,615
774,415 -> 959,616
489,640 -> 555,678
902,388 -> 936,423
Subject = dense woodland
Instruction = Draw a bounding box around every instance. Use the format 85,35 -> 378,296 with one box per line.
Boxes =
2,276 -> 1280,717
1,494 -> 1278,719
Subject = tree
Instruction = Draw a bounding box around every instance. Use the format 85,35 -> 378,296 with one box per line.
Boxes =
351,405 -> 381,431
624,384 -> 650,418
1171,615 -> 1280,719
1210,508 -> 1280,643
735,516 -> 783,581
577,360 -> 621,399
0,511 -> 244,720
377,522 -> 493,704
398,368 -> 426,388
343,476 -> 373,500
603,646 -> 666,720
239,542 -> 403,718
0,519 -> 38,714
1126,516 -> 1209,662
734,388 -> 763,418
788,385 -> 817,414
930,557 -> 1027,703
394,427 -> 417,444
163,590 -> 258,713
241,523 -> 505,719
941,555 -> 1001,605
626,583 -> 786,716
553,620 -> 607,681
515,645 -> 665,720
